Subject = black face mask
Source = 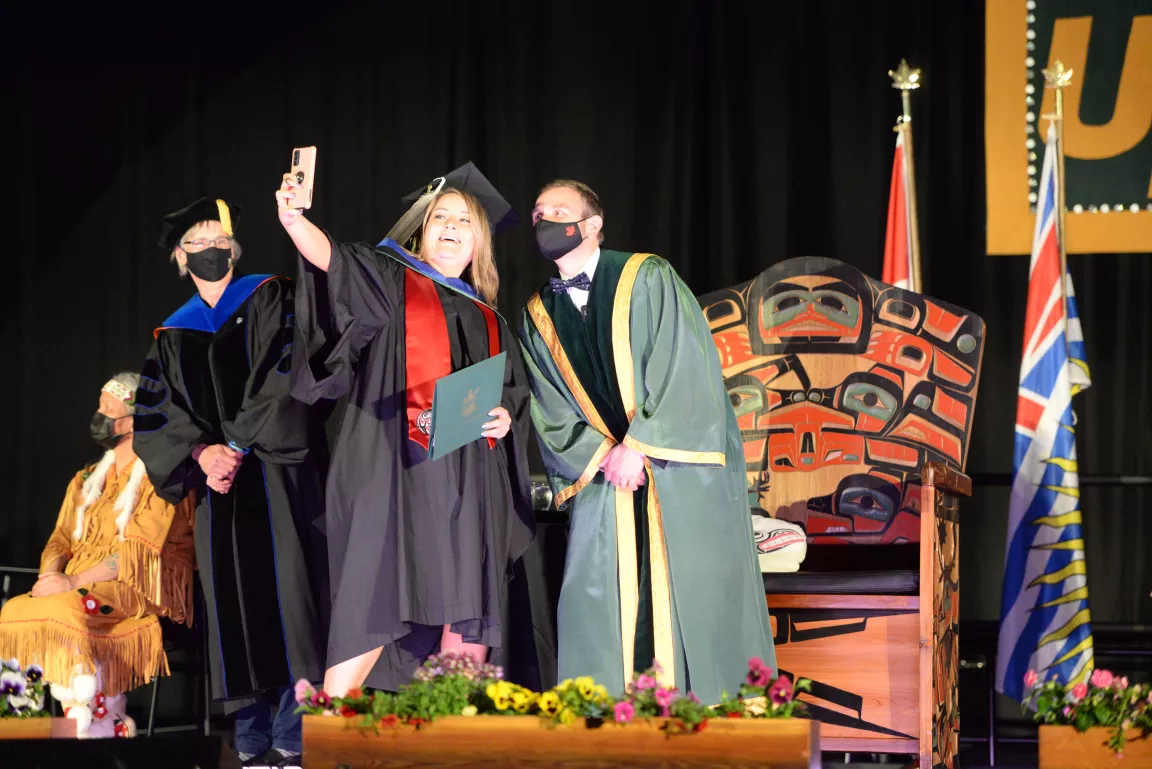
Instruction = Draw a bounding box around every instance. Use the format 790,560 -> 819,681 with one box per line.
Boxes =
184,247 -> 233,282
534,218 -> 588,262
90,412 -> 128,451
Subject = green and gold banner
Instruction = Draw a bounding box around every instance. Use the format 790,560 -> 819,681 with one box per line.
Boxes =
986,0 -> 1151,254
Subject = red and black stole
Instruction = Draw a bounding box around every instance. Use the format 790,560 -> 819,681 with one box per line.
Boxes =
403,268 -> 500,452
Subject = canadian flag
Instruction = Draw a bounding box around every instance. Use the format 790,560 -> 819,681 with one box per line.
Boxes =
882,130 -> 916,290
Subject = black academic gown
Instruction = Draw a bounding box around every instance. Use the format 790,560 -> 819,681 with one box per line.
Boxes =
292,238 -> 553,692
134,274 -> 328,707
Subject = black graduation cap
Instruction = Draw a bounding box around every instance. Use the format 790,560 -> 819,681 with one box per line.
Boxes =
157,197 -> 243,250
401,162 -> 519,234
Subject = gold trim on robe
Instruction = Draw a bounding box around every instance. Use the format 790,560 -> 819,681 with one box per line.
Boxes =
527,255 -> 677,687
609,253 -> 675,687
554,436 -> 616,509
623,435 -> 727,467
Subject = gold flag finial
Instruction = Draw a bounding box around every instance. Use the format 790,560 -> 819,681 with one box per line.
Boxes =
1042,59 -> 1074,90
889,59 -> 922,91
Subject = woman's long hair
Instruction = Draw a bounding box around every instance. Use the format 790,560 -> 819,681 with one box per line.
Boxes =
409,187 -> 499,307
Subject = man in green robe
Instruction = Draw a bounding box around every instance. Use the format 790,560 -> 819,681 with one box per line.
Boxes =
518,179 -> 774,704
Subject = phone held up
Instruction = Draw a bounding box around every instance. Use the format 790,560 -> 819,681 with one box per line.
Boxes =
288,146 -> 317,210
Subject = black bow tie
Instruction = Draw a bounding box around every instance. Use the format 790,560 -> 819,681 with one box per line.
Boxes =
549,272 -> 592,294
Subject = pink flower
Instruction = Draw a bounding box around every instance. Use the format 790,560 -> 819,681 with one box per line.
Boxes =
1114,677 -> 1129,691
1069,683 -> 1088,703
1090,669 -> 1114,689
654,688 -> 674,708
635,674 -> 657,691
310,691 -> 331,708
294,679 -> 315,705
1023,670 -> 1040,688
768,675 -> 793,705
1063,706 -> 1072,718
614,701 -> 635,724
746,657 -> 774,687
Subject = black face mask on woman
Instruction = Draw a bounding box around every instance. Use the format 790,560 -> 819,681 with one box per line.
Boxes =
90,412 -> 129,451
184,247 -> 233,282
534,218 -> 589,262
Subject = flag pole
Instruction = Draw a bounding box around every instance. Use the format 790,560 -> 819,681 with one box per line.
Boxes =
1043,60 -> 1073,314
889,60 -> 923,293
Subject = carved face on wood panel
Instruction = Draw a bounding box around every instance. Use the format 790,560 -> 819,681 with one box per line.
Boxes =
700,257 -> 985,545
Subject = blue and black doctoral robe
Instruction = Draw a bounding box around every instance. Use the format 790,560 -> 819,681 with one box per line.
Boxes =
133,274 -> 328,706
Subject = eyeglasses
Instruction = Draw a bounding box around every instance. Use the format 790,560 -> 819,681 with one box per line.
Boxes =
182,237 -> 232,251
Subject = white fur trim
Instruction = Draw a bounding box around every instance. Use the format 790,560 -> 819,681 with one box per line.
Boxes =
114,460 -> 148,541
73,454 -> 147,542
74,453 -> 116,540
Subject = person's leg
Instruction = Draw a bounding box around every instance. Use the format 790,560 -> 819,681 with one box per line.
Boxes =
440,625 -> 487,663
232,699 -> 273,761
270,686 -> 303,760
322,646 -> 383,697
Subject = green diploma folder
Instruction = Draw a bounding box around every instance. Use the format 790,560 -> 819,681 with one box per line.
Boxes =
429,352 -> 507,461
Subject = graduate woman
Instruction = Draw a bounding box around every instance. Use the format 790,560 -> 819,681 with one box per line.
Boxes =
277,163 -> 546,697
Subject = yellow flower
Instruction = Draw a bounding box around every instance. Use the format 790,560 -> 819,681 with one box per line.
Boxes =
558,707 -> 578,725
460,705 -> 478,717
486,682 -> 512,711
538,691 -> 561,716
574,677 -> 596,700
557,678 -> 573,694
511,690 -> 536,713
593,684 -> 610,705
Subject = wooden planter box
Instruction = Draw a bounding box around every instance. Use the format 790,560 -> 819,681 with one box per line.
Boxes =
1039,725 -> 1151,768
0,717 -> 77,739
304,714 -> 820,768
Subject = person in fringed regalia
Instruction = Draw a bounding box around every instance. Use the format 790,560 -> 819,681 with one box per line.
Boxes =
519,180 -> 775,705
276,162 -> 552,696
0,372 -> 195,738
132,198 -> 328,766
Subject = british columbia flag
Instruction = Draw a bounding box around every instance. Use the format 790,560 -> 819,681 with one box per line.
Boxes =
995,121 -> 1094,702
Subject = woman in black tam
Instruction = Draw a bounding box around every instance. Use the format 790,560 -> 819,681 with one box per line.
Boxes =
132,198 -> 328,767
276,164 -> 552,698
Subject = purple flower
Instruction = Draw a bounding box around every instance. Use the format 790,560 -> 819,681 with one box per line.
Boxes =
0,671 -> 27,697
2,659 -> 20,672
654,688 -> 675,708
635,674 -> 657,691
311,691 -> 331,708
614,701 -> 635,724
25,665 -> 43,683
768,675 -> 793,705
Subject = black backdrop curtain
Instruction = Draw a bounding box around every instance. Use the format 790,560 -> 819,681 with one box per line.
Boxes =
6,0 -> 1149,625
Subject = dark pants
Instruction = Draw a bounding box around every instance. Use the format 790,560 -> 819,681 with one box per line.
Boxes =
233,687 -> 301,755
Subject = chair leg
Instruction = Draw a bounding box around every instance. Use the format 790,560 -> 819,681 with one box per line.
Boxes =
147,677 -> 160,737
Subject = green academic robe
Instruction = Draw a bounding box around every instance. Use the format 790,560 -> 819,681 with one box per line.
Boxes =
518,249 -> 775,704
